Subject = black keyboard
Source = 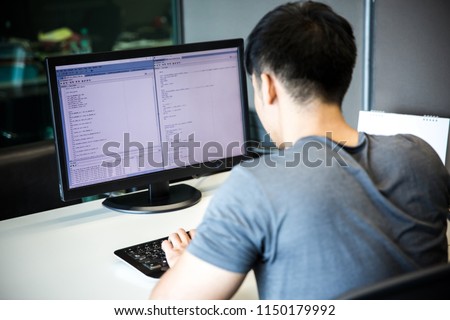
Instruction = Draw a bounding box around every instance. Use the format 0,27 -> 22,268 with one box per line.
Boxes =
114,236 -> 169,278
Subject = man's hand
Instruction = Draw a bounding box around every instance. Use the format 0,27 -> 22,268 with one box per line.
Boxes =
151,229 -> 245,299
161,228 -> 196,268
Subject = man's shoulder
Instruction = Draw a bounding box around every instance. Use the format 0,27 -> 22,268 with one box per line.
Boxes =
365,133 -> 446,173
367,132 -> 426,145
366,133 -> 437,155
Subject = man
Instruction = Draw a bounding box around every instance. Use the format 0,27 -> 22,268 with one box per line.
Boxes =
150,1 -> 449,299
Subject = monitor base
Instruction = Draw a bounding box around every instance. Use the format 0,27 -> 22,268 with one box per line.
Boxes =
102,182 -> 201,214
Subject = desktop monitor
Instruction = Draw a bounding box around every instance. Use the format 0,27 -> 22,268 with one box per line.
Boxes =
46,39 -> 250,213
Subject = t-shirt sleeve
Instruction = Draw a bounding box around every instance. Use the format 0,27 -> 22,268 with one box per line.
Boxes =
187,166 -> 272,274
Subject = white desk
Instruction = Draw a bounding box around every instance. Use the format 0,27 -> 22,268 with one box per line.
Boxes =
0,172 -> 258,300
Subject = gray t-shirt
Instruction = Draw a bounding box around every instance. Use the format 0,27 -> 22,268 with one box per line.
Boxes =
188,133 -> 449,299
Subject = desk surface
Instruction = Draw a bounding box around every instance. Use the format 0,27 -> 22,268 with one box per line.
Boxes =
0,172 -> 258,300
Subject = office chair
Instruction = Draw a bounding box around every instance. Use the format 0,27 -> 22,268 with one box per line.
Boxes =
0,140 -> 80,220
338,262 -> 450,299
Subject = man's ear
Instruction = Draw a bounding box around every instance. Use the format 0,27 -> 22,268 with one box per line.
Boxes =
260,73 -> 277,106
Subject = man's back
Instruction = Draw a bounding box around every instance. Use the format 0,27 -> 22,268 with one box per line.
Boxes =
150,1 -> 449,300
188,133 -> 449,299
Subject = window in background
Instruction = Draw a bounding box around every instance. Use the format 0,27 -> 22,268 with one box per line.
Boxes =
0,0 -> 181,148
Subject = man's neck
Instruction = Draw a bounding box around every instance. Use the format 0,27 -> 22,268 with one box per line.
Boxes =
279,100 -> 359,147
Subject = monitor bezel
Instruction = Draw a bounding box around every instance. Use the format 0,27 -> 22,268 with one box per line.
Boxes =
46,38 -> 251,202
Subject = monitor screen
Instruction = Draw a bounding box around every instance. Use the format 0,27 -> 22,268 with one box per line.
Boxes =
46,39 -> 250,213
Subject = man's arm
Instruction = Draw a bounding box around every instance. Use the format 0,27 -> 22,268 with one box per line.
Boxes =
150,250 -> 246,299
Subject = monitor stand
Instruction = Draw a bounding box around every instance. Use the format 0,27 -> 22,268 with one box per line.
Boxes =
102,181 -> 201,214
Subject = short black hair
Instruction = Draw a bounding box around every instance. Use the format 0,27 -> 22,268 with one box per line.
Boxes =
245,1 -> 357,106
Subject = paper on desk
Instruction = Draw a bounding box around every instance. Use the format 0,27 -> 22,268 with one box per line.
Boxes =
357,111 -> 450,164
